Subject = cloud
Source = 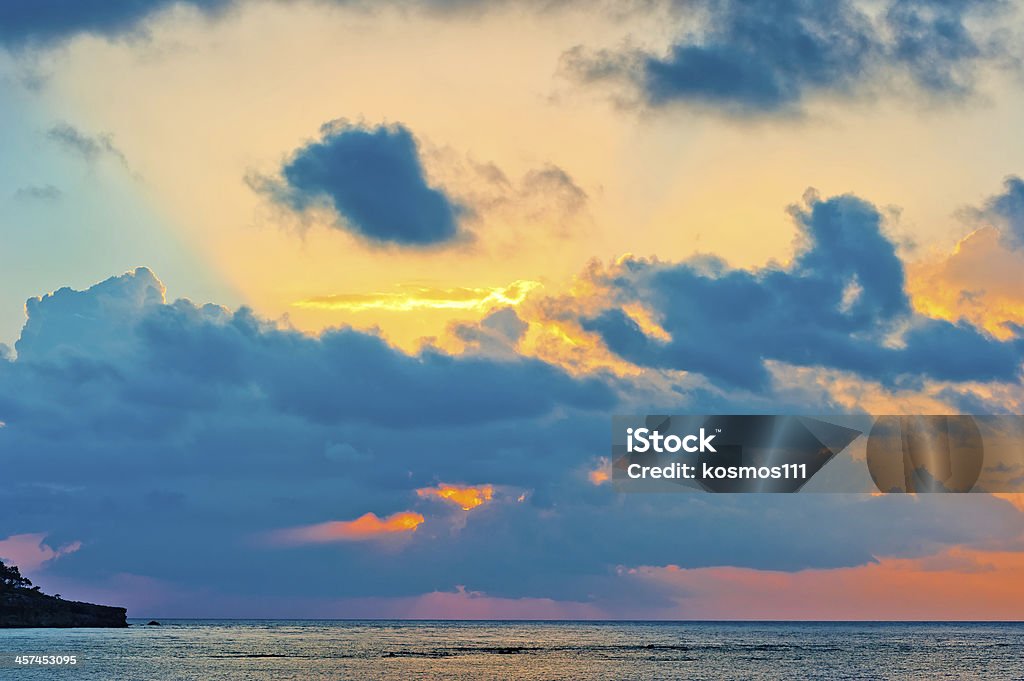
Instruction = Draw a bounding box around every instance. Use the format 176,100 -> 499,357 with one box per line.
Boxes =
0,0 -> 232,47
15,266 -> 166,362
467,162 -> 589,229
0,532 -> 81,572
252,120 -> 465,247
450,307 -> 530,358
416,483 -> 494,511
587,457 -> 611,486
35,542 -> 1024,620
50,578 -> 608,620
909,227 -> 1024,340
0,0 -> 587,49
46,123 -> 128,167
908,176 -> 1024,339
563,0 -> 1014,115
10,268 -> 612,427
328,584 -> 606,620
979,175 -> 1024,251
518,165 -> 589,219
620,545 -> 1024,620
0,265 -> 624,604
575,190 -> 1023,391
0,262 -> 1021,613
416,155 -> 592,246
268,512 -> 425,545
12,185 -> 62,202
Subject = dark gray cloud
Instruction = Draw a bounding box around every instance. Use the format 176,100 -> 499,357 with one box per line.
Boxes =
979,175 -> 1024,250
0,0 -> 577,48
565,0 -> 1013,114
0,0 -> 232,47
252,121 -> 465,247
11,268 -> 611,424
579,191 -> 1023,390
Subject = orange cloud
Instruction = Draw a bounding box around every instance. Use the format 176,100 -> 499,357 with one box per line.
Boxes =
588,457 -> 611,486
0,533 -> 82,572
907,227 -> 1024,340
623,546 -> 1024,620
993,494 -> 1024,513
269,512 -> 424,545
417,483 -> 494,511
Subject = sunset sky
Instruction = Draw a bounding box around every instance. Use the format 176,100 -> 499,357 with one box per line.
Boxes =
1,0 -> 1024,619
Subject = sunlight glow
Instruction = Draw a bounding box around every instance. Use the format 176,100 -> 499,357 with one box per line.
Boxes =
293,281 -> 541,313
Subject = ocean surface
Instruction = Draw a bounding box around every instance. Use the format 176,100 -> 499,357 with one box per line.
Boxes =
2,620 -> 1023,680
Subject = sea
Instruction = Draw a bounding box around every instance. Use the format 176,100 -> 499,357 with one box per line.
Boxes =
2,620 -> 1023,680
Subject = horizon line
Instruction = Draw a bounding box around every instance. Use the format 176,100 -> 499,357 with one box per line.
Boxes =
122,618 -> 1024,624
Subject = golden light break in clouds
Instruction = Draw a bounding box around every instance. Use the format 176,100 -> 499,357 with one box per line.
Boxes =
417,483 -> 495,511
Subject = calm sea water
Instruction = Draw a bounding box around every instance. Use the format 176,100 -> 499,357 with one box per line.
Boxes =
2,620 -> 1023,680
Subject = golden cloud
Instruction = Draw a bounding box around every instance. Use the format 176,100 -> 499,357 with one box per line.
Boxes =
293,281 -> 540,313
416,483 -> 494,511
907,227 -> 1024,340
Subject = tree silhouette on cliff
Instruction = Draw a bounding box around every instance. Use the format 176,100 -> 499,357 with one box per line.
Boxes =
0,559 -> 34,590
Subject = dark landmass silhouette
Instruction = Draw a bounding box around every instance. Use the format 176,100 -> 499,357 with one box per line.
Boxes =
0,559 -> 126,628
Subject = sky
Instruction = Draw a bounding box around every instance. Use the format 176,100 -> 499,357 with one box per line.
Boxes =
1,0 -> 1024,619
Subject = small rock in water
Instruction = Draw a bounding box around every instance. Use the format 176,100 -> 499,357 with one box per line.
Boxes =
146,620 -> 162,626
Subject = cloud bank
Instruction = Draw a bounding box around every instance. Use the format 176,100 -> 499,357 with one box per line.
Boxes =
564,0 -> 1016,114
576,192 -> 1023,391
1,182 -> 1022,615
